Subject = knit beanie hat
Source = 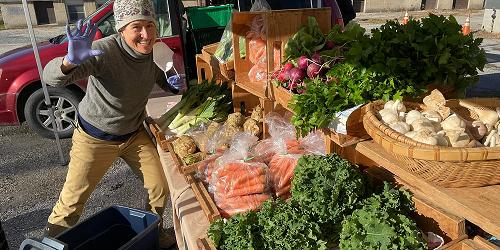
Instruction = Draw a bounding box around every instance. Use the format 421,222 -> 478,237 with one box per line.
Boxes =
114,0 -> 157,32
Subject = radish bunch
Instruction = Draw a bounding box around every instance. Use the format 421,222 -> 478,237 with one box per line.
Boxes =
272,53 -> 330,94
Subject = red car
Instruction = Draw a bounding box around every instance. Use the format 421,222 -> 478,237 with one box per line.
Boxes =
0,0 -> 187,138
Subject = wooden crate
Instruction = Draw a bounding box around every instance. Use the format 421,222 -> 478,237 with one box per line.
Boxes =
186,174 -> 221,223
145,117 -> 170,152
201,43 -> 235,80
196,54 -> 214,84
232,8 -> 332,99
441,237 -> 500,250
232,82 -> 274,138
197,236 -> 217,250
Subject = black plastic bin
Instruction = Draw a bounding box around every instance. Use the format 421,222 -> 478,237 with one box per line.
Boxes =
19,206 -> 160,250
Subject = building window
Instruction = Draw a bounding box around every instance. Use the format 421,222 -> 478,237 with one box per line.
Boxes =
67,4 -> 85,23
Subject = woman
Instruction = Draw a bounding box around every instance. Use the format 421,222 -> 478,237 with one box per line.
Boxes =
42,0 -> 182,247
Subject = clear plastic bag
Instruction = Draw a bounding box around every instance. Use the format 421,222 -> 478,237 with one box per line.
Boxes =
268,153 -> 301,198
250,0 -> 271,11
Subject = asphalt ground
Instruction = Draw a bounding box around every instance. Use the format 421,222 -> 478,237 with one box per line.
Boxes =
0,8 -> 499,249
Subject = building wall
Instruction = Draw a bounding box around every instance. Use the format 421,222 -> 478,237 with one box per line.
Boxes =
468,0 -> 484,9
83,0 -> 96,17
363,0 -> 421,12
436,0 -> 453,9
53,1 -> 67,25
1,2 -> 36,28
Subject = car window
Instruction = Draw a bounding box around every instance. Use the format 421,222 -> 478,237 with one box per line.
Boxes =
153,0 -> 173,37
97,13 -> 117,37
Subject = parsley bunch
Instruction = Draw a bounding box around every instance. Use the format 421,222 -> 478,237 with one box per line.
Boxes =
347,14 -> 486,95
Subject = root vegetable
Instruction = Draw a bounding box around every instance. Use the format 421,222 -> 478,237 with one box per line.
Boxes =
290,67 -> 306,82
173,135 -> 197,159
406,110 -> 423,125
298,55 -> 309,70
306,63 -> 321,78
226,112 -> 245,127
441,114 -> 466,131
389,121 -> 410,134
243,118 -> 262,137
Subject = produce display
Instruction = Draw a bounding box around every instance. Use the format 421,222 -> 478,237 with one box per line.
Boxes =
270,14 -> 486,136
377,90 -> 500,147
155,9 -> 499,250
208,154 -> 429,250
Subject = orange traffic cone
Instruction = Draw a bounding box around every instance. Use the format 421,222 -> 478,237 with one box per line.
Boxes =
462,15 -> 471,35
402,11 -> 410,25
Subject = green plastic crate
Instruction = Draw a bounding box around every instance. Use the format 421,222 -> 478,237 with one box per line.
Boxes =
191,26 -> 225,53
186,4 -> 233,30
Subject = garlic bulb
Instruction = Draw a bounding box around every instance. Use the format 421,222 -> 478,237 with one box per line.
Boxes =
379,108 -> 399,124
412,130 -> 438,145
422,110 -> 443,123
441,114 -> 466,131
468,121 -> 487,141
406,110 -> 423,125
392,100 -> 406,113
390,121 -> 411,134
384,100 -> 395,110
411,118 -> 435,132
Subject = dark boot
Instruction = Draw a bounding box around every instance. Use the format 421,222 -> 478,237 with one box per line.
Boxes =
44,223 -> 69,238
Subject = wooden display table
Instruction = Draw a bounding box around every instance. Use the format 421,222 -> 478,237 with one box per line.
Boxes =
355,141 -> 500,239
147,96 -> 211,250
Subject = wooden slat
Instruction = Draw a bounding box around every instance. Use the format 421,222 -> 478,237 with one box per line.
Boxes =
197,236 -> 217,250
187,174 -> 221,223
472,236 -> 500,250
356,140 -> 500,239
144,116 -> 170,152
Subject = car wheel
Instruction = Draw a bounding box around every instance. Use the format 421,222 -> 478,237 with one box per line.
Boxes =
24,87 -> 81,139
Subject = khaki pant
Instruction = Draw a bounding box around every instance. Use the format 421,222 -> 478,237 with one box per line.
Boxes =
48,124 -> 169,228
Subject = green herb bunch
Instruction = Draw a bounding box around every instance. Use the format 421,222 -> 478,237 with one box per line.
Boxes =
339,182 -> 426,250
289,63 -> 421,135
347,14 -> 486,95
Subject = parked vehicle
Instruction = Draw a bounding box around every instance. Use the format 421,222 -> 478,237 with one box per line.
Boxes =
0,0 -> 187,139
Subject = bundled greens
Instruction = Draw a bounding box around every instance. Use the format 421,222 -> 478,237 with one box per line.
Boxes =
340,182 -> 426,250
284,16 -> 325,62
208,211 -> 264,250
157,81 -> 232,134
346,14 -> 486,95
291,154 -> 366,241
290,63 -> 422,135
258,199 -> 327,250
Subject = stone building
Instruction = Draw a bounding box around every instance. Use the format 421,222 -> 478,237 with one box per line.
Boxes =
0,0 -> 106,28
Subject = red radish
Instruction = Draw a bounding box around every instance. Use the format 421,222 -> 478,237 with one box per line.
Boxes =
297,55 -> 309,70
277,70 -> 288,82
283,62 -> 294,71
325,41 -> 335,49
311,53 -> 322,64
289,67 -> 305,82
307,63 -> 321,78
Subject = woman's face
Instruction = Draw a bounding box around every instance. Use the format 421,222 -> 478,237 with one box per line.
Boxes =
120,20 -> 157,54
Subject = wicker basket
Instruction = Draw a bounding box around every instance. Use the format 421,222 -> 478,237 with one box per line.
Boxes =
363,98 -> 500,188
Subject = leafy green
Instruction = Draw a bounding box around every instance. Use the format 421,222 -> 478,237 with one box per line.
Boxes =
284,16 -> 326,61
346,14 -> 486,96
207,211 -> 264,250
289,63 -> 423,135
258,199 -> 327,250
339,182 -> 426,250
157,81 -> 232,133
291,154 -> 366,241
326,22 -> 368,46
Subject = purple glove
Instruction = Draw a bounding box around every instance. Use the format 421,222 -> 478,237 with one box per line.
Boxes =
167,75 -> 187,93
65,19 -> 103,65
